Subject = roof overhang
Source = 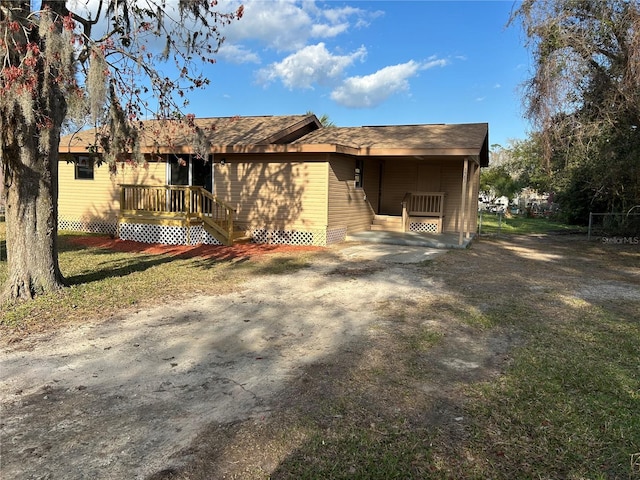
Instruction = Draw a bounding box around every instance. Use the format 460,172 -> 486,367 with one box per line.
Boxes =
209,144 -> 485,160
61,143 -> 485,164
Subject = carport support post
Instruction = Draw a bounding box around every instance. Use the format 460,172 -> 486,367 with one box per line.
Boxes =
459,157 -> 469,246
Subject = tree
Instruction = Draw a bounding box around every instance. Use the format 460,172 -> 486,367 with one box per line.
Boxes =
509,0 -> 640,222
480,164 -> 520,205
482,141 -> 548,206
0,0 -> 243,300
508,134 -> 550,195
306,111 -> 336,128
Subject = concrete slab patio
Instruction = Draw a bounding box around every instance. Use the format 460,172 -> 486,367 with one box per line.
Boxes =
337,243 -> 447,264
345,230 -> 474,249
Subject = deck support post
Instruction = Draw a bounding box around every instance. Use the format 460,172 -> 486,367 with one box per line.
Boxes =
459,157 -> 469,246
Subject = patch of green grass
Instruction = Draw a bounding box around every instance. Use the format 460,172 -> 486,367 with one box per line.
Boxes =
3,228 -> 639,480
477,213 -> 586,235
252,254 -> 312,275
431,301 -> 640,479
0,232 -> 258,334
210,279 -> 639,479
408,327 -> 444,352
270,427 -> 438,479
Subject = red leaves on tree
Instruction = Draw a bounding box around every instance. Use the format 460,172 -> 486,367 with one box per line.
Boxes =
62,14 -> 75,32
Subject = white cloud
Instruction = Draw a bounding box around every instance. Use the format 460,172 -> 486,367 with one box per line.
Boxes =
330,58 -> 448,108
310,22 -> 350,38
257,43 -> 367,89
223,0 -> 378,52
323,5 -> 383,27
217,44 -> 261,64
423,57 -> 450,69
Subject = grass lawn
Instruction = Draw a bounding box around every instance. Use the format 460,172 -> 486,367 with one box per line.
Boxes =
477,212 -> 587,235
0,230 -> 314,334
1,225 -> 638,479
238,237 -> 638,480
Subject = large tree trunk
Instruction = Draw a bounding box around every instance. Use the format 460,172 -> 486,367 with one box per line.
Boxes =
1,1 -> 69,300
3,132 -> 66,300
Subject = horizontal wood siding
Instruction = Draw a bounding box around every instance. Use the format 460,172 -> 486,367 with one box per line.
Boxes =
379,159 -> 416,215
439,160 -> 480,233
469,163 -> 480,233
327,155 -> 375,234
374,157 -> 480,233
58,157 -> 166,223
213,154 -> 328,230
363,159 -> 381,215
379,159 -> 445,216
440,163 -> 460,232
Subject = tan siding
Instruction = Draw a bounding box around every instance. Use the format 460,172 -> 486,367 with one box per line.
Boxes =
379,159 -> 445,215
379,159 -> 416,215
58,157 -> 167,223
440,159 -> 480,234
327,156 -> 375,233
440,163 -> 464,232
417,163 -> 443,191
443,160 -> 480,233
377,158 -> 480,234
362,159 -> 381,214
467,163 -> 480,234
213,154 -> 328,230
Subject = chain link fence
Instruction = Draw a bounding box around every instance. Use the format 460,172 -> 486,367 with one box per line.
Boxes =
588,209 -> 640,241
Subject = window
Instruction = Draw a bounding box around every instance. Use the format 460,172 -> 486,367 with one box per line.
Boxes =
354,159 -> 364,188
75,156 -> 94,180
169,156 -> 190,186
168,155 -> 213,191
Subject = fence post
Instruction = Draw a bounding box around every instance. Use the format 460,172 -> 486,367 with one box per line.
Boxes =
588,212 -> 593,241
498,211 -> 502,235
478,210 -> 483,235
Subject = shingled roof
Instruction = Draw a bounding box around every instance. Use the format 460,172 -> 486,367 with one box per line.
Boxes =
294,123 -> 489,166
59,115 -> 321,154
59,115 -> 489,166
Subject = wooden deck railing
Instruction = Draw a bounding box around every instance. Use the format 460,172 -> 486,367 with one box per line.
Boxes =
119,185 -> 236,245
401,192 -> 445,232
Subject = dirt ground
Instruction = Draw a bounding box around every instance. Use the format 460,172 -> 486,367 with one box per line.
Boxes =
1,234 -> 638,479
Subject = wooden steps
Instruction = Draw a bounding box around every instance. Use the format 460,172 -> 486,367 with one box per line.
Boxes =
369,215 -> 404,232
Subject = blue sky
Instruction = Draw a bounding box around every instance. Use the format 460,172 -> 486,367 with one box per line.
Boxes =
182,0 -> 532,148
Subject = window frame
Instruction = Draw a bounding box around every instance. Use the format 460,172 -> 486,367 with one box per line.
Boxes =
354,159 -> 364,189
74,155 -> 94,180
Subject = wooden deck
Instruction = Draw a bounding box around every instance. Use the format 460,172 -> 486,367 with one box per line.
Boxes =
119,185 -> 240,245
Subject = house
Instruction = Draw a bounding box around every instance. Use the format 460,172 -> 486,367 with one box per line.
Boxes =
58,114 -> 488,247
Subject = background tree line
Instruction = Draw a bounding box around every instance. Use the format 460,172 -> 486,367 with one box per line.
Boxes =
484,0 -> 639,224
1,0 -> 638,301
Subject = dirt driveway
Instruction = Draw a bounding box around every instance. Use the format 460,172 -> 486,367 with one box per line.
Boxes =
1,235 -> 638,479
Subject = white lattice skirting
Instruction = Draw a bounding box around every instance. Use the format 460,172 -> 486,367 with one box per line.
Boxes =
58,217 -> 118,236
119,222 -> 222,246
59,216 -> 337,247
251,228 -> 334,246
326,227 -> 348,245
409,219 -> 441,234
